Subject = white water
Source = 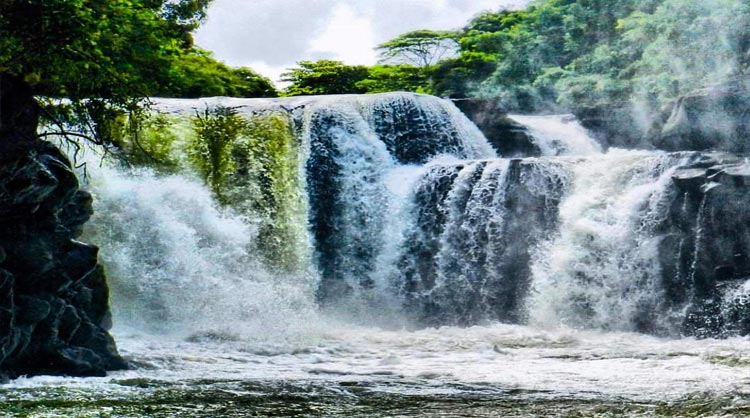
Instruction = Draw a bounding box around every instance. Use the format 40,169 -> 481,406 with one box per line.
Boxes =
9,324 -> 750,404
83,166 -> 319,340
509,114 -> 603,156
527,150 -> 693,332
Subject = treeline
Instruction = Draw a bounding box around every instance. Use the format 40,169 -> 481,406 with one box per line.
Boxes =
156,49 -> 277,98
282,0 -> 750,114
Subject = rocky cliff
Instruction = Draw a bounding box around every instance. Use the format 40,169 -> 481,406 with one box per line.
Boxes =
0,75 -> 125,380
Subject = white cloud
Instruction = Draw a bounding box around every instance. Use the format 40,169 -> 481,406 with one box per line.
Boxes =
310,4 -> 377,65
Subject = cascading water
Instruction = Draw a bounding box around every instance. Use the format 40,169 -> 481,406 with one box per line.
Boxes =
7,93 -> 750,416
508,114 -> 603,156
77,94 -> 750,333
82,166 -> 318,339
526,150 -> 702,333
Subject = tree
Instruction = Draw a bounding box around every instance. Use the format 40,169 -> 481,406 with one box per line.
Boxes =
281,60 -> 370,96
159,49 -> 278,98
376,30 -> 459,67
355,65 -> 432,94
0,0 -> 212,145
1,0 -> 210,101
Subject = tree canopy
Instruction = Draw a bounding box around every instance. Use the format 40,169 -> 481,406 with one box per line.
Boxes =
0,1 -> 277,102
281,60 -> 432,96
158,49 -> 277,98
281,60 -> 370,96
0,0 -> 211,104
376,30 -> 459,67
427,0 -> 750,111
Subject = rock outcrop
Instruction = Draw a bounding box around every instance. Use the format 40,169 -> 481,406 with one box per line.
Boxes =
0,74 -> 125,379
452,98 -> 541,157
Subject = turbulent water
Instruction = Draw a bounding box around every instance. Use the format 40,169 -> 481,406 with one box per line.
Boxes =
3,94 -> 750,417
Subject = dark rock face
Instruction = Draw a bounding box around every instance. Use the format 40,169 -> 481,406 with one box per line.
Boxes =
452,98 -> 541,157
0,142 -> 126,378
657,78 -> 750,153
0,75 -> 125,379
658,154 -> 750,337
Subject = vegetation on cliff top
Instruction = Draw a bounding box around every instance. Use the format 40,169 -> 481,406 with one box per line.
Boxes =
279,0 -> 750,117
438,0 -> 750,113
0,0 -> 276,145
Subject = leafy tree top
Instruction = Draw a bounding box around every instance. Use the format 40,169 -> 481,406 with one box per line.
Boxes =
281,60 -> 369,96
376,30 -> 459,67
0,0 -> 211,105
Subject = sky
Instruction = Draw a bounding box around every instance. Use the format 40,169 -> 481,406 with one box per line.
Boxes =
193,0 -> 531,86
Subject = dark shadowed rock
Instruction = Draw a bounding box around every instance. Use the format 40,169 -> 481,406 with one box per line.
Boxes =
0,76 -> 125,380
398,158 -> 567,326
573,102 -> 670,151
658,154 -> 750,337
452,98 -> 541,157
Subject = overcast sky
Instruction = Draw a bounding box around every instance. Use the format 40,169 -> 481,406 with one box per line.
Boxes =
193,0 -> 531,86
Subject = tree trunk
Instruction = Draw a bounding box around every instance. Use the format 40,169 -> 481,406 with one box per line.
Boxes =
0,73 -> 40,158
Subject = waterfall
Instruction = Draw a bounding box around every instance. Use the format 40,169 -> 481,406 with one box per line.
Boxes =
83,166 -> 318,338
72,93 -> 749,337
396,158 -> 568,325
14,93 -> 750,415
526,151 -> 699,332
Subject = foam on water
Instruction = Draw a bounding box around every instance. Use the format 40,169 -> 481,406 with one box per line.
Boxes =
8,324 -> 750,403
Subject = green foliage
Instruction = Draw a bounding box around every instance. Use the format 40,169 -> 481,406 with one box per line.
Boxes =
122,112 -> 181,171
376,30 -> 459,67
158,49 -> 278,98
282,60 -> 434,96
0,0 -> 209,103
225,113 -> 307,272
428,0 -> 750,112
355,65 -> 432,94
1,0 -> 277,152
281,60 -> 370,96
188,106 -> 246,201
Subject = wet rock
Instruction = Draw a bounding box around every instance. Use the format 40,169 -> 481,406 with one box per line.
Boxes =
368,94 -> 480,163
399,158 -> 567,325
661,157 -> 750,337
671,168 -> 708,193
0,83 -> 124,379
15,295 -> 51,325
453,98 -> 541,157
573,102 -> 664,150
60,191 -> 94,238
